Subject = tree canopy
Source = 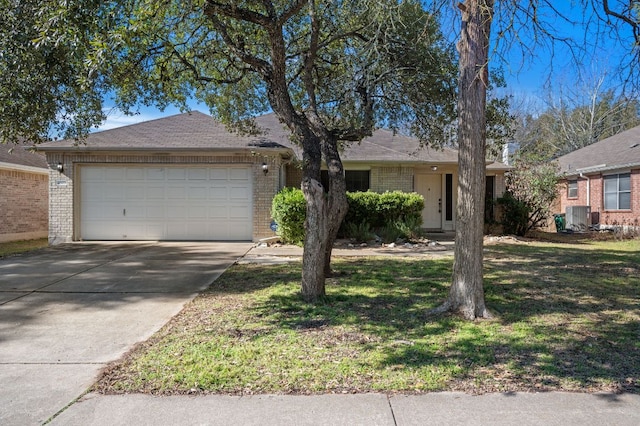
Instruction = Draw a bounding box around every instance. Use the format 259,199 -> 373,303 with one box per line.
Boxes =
0,0 -> 105,143
1,1 -> 462,145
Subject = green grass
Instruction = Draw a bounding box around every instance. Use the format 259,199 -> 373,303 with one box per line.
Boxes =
0,238 -> 48,258
95,239 -> 640,395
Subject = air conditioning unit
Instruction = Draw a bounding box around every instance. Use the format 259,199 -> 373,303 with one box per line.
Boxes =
566,206 -> 591,231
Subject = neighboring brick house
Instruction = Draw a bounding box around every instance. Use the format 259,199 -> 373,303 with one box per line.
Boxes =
557,125 -> 640,230
0,142 -> 49,242
38,112 -> 508,244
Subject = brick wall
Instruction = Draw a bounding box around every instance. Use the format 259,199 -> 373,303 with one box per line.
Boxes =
0,166 -> 48,242
46,152 -> 282,243
557,168 -> 640,227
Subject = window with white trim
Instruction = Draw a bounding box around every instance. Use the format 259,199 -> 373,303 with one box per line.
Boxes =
604,173 -> 631,210
567,180 -> 578,198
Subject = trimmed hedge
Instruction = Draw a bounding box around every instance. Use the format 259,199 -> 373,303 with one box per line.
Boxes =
271,188 -> 424,244
344,191 -> 424,229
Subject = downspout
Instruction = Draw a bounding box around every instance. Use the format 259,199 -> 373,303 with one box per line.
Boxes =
579,172 -> 590,206
586,177 -> 590,207
580,172 -> 592,225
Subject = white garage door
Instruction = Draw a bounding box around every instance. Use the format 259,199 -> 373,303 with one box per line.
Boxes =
80,165 -> 252,241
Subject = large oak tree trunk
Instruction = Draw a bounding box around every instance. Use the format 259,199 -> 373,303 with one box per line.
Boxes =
322,137 -> 348,277
301,176 -> 328,301
297,120 -> 328,302
435,0 -> 493,320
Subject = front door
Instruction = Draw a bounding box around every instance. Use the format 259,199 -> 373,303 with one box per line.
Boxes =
415,174 -> 442,229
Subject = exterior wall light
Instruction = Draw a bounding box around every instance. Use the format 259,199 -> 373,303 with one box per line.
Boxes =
262,163 -> 269,175
431,165 -> 438,171
57,162 -> 64,173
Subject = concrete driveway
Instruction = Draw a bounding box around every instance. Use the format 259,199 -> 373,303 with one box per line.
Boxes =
0,241 -> 252,426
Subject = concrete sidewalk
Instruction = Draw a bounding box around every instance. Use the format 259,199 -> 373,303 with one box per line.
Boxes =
51,391 -> 640,425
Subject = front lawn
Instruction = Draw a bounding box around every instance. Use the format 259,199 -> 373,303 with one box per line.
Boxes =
0,238 -> 48,258
95,239 -> 639,395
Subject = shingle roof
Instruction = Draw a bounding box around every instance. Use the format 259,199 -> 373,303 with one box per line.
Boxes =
557,125 -> 640,175
36,111 -> 493,166
0,141 -> 48,169
252,113 -> 459,163
38,111 -> 291,152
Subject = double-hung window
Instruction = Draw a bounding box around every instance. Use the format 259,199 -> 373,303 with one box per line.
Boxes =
604,173 -> 631,210
567,180 -> 578,198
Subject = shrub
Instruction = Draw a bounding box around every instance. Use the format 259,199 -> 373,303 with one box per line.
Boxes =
393,216 -> 424,240
271,188 -> 425,243
496,191 -> 530,236
376,223 -> 404,244
342,221 -> 374,243
271,187 -> 306,245
344,191 -> 424,229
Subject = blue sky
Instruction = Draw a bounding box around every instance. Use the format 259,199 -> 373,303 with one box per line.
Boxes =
96,2 -> 637,132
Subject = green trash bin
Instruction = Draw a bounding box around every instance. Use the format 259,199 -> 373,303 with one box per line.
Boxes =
554,214 -> 565,232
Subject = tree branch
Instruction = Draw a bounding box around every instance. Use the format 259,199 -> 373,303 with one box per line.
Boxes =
278,0 -> 307,26
204,1 -> 271,26
601,0 -> 640,38
202,5 -> 272,77
303,0 -> 320,112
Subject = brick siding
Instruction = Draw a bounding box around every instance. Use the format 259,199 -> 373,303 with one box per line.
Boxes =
0,167 -> 48,242
557,168 -> 640,227
46,152 -> 281,244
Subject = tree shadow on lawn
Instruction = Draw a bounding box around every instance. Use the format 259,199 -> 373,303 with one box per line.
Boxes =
249,249 -> 639,393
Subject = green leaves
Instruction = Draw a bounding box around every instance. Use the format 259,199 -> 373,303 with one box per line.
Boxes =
1,0 -> 463,143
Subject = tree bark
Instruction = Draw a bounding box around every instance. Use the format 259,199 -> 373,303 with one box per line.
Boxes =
300,176 -> 328,301
322,136 -> 348,277
435,0 -> 493,320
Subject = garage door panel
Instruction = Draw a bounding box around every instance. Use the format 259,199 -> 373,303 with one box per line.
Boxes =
126,186 -> 147,200
230,186 -> 250,200
188,206 -> 208,219
229,205 -> 251,219
230,168 -> 250,180
210,187 -> 228,199
146,168 -> 166,180
188,168 -> 208,180
167,186 -> 186,199
104,168 -> 126,180
126,168 -> 145,180
83,204 -> 122,220
209,206 -> 228,219
82,167 -> 105,181
103,185 -> 125,200
81,165 -> 252,241
83,220 -> 124,240
125,206 -> 146,219
146,186 -> 165,199
167,205 -> 186,219
210,168 -> 228,180
187,186 -> 208,199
